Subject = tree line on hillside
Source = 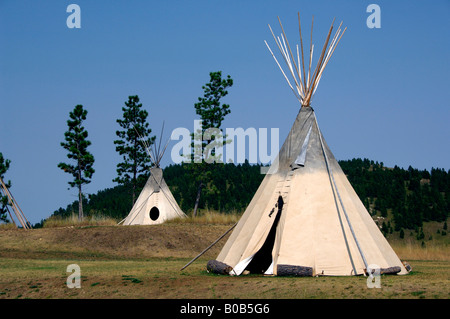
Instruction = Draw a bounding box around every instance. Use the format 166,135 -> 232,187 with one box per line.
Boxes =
339,158 -> 449,231
48,158 -> 449,234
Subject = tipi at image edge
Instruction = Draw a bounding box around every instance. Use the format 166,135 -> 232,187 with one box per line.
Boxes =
207,13 -> 409,276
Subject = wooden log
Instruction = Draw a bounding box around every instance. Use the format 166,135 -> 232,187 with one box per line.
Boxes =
206,260 -> 232,275
380,266 -> 401,275
366,266 -> 402,275
277,264 -> 313,277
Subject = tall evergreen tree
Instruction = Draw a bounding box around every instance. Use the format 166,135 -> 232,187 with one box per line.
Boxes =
190,71 -> 233,216
0,152 -> 11,223
194,71 -> 233,130
114,95 -> 155,206
58,104 -> 95,221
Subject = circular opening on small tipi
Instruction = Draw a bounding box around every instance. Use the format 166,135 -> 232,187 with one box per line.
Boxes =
149,207 -> 160,221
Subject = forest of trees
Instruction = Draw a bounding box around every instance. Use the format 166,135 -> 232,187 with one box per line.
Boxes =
49,158 -> 449,235
339,159 -> 449,231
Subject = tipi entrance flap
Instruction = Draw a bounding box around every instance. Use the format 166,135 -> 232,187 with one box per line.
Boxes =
226,210 -> 275,268
216,174 -> 281,265
237,204 -> 277,257
230,254 -> 254,276
233,196 -> 284,275
264,260 -> 274,275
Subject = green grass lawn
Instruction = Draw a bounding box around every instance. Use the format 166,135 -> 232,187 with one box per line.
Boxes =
0,257 -> 448,299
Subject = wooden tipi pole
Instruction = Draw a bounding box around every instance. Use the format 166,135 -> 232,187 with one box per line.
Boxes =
0,177 -> 31,229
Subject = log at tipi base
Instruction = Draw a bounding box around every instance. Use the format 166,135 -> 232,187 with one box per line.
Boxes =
207,260 -> 233,275
377,267 -> 402,275
276,265 -> 313,277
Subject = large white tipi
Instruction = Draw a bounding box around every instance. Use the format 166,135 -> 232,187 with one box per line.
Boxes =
207,14 -> 408,276
120,127 -> 186,226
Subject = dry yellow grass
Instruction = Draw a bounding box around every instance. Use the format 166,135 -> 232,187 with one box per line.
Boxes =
392,240 -> 449,262
0,223 -> 17,230
43,214 -> 119,228
42,210 -> 240,228
168,209 -> 240,225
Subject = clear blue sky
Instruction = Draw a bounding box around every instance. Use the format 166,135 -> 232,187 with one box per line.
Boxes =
1,0 -> 449,224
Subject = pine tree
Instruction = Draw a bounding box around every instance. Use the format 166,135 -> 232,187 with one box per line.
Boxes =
58,104 -> 95,221
113,95 -> 155,206
0,152 -> 11,223
416,227 -> 425,240
190,71 -> 233,216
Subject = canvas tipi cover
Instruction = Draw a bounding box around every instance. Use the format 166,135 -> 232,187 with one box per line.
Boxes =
122,167 -> 186,225
209,106 -> 407,276
207,14 -> 408,276
121,125 -> 186,226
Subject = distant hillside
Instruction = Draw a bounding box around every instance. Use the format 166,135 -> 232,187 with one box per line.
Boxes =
339,159 -> 449,232
47,158 -> 449,235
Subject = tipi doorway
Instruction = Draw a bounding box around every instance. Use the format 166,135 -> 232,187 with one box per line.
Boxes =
149,206 -> 160,221
245,196 -> 284,274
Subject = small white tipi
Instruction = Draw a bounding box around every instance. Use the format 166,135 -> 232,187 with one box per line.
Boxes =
121,127 -> 186,225
207,14 -> 408,276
